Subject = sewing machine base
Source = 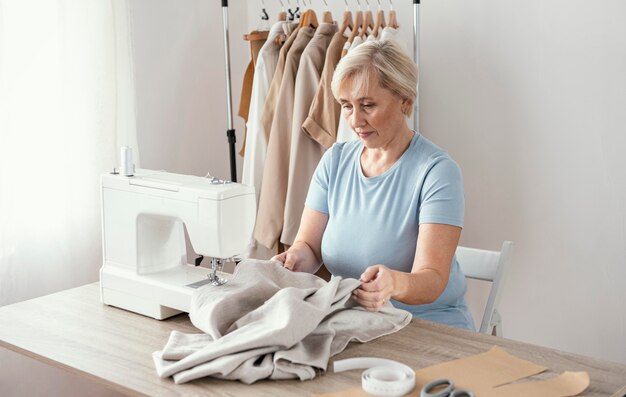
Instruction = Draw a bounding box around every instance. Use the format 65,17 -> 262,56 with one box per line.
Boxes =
100,264 -> 230,320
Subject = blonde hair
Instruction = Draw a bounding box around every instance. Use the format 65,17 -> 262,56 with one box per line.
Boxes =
331,39 -> 418,116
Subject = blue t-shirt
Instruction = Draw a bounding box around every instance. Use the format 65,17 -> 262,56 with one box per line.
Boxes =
305,132 -> 474,330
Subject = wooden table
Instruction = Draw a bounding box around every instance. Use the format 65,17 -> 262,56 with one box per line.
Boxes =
0,283 -> 624,396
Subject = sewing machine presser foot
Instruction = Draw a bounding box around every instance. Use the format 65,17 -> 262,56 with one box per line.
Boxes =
207,258 -> 228,286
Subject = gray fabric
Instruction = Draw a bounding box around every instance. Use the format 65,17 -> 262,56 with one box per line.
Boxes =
153,260 -> 412,384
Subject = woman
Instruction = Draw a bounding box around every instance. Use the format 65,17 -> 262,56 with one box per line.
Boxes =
273,39 -> 474,330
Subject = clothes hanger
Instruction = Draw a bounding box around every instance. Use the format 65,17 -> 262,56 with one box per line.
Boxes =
371,0 -> 386,38
387,0 -> 398,29
277,0 -> 287,21
298,5 -> 308,27
298,1 -> 319,29
273,0 -> 289,45
359,0 -> 374,38
308,9 -> 320,28
339,0 -> 354,35
344,0 -> 363,55
320,0 -> 334,24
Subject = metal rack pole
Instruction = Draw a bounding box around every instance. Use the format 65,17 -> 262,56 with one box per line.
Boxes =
413,0 -> 420,133
221,0 -> 237,182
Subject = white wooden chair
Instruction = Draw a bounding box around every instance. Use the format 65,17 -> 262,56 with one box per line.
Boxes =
456,241 -> 514,336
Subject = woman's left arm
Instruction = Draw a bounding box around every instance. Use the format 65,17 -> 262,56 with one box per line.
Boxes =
353,223 -> 461,311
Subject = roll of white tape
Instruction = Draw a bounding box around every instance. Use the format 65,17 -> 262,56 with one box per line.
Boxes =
334,357 -> 415,397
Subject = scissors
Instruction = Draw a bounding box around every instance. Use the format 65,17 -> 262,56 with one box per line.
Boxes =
421,378 -> 475,397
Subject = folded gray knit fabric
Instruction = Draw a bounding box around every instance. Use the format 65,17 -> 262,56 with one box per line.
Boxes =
153,260 -> 412,384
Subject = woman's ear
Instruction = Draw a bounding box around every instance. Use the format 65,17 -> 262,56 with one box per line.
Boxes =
401,99 -> 411,115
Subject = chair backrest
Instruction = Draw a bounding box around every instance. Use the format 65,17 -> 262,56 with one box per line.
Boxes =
455,241 -> 514,335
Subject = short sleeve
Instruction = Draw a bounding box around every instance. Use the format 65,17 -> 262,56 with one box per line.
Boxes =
304,145 -> 334,214
418,157 -> 464,227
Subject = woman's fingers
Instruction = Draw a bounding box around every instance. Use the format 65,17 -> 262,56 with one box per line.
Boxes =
272,254 -> 295,270
359,266 -> 380,283
352,288 -> 387,311
352,265 -> 395,311
283,253 -> 296,270
271,252 -> 287,263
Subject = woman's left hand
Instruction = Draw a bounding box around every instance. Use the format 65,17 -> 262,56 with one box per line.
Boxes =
352,265 -> 395,312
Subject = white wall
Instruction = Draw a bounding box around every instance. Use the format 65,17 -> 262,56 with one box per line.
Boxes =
418,0 -> 626,364
132,0 -> 248,180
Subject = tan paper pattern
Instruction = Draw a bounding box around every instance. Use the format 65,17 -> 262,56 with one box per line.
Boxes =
492,371 -> 590,397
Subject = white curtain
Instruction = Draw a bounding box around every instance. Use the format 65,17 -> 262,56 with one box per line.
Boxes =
0,0 -> 138,306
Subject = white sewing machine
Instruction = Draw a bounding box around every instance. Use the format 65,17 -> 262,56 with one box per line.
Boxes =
99,168 -> 255,320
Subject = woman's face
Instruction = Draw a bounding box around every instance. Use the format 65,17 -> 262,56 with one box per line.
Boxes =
337,74 -> 409,149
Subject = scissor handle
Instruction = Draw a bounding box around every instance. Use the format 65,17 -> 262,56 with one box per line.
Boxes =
421,379 -> 454,397
451,390 -> 475,397
420,379 -> 475,397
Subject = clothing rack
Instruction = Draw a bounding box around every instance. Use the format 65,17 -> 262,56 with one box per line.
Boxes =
219,0 -> 421,181
221,0 -> 237,182
413,0 -> 420,132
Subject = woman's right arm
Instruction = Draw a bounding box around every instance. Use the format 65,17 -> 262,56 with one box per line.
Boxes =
271,207 -> 329,273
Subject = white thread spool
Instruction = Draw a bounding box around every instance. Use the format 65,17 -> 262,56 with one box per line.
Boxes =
120,146 -> 134,177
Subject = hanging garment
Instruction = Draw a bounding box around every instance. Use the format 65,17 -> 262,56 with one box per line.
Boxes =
259,26 -> 301,145
281,22 -> 338,246
237,30 -> 269,157
302,31 -> 349,149
254,26 -> 316,251
241,21 -> 289,260
241,21 -> 287,198
152,260 -> 412,384
380,26 -> 400,45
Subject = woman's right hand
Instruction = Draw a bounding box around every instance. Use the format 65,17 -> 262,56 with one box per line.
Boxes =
271,241 -> 320,273
271,208 -> 328,273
